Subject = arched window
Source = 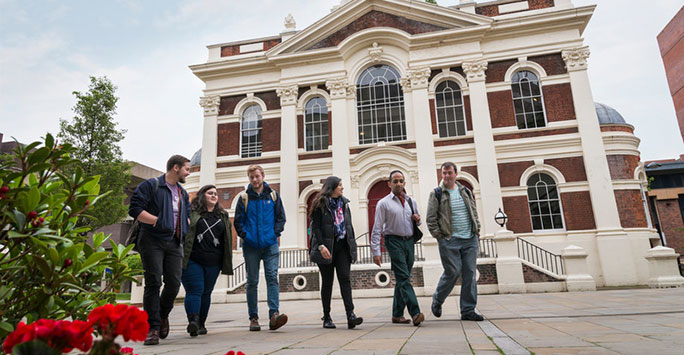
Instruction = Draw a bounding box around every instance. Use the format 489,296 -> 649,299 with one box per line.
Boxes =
527,173 -> 564,230
304,97 -> 329,151
356,65 -> 406,144
435,80 -> 466,137
241,104 -> 262,158
512,70 -> 546,129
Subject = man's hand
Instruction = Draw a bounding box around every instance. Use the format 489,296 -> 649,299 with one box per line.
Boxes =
373,255 -> 382,267
320,246 -> 331,259
412,213 -> 420,223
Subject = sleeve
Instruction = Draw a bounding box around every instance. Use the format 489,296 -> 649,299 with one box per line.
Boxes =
466,188 -> 481,234
309,208 -> 322,251
426,191 -> 441,239
273,193 -> 286,236
412,197 -> 422,226
128,179 -> 151,219
233,195 -> 246,238
370,201 -> 385,257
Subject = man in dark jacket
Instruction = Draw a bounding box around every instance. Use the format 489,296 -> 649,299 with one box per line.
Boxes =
233,164 -> 288,331
129,155 -> 191,345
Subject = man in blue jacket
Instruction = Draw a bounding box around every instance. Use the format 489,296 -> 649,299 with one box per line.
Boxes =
129,155 -> 191,345
234,164 -> 288,331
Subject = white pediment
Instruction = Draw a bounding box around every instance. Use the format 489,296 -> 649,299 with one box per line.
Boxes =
268,0 -> 492,56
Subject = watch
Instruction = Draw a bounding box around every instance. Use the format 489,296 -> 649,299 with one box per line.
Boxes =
318,245 -> 325,251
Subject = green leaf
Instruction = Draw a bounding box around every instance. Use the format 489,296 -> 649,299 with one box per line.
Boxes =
45,133 -> 54,148
0,321 -> 14,333
33,257 -> 53,280
47,247 -> 60,265
79,251 -> 109,272
27,186 -> 40,210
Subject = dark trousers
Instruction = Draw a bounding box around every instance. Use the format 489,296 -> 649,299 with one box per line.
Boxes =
181,259 -> 221,320
318,238 -> 354,316
385,236 -> 420,318
138,233 -> 183,330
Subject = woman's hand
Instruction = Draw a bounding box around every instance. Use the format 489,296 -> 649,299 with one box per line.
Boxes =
320,246 -> 331,259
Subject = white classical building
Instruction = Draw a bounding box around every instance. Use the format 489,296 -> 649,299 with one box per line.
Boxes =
181,0 -> 682,296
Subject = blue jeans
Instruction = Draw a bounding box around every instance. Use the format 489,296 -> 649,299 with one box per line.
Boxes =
181,259 -> 221,320
433,235 -> 479,315
243,243 -> 280,319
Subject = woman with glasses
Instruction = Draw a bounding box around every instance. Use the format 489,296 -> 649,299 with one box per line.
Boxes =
181,184 -> 233,336
309,176 -> 363,329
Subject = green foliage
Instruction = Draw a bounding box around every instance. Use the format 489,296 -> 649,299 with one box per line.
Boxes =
0,135 -> 141,338
425,0 -> 437,4
122,253 -> 142,271
58,76 -> 131,230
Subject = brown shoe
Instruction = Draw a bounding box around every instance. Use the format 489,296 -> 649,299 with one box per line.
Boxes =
391,316 -> 411,324
269,312 -> 288,330
412,313 -> 425,326
159,318 -> 170,339
144,329 -> 160,345
249,317 -> 261,331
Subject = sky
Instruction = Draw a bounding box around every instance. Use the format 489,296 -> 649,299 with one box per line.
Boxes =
1,0 -> 683,172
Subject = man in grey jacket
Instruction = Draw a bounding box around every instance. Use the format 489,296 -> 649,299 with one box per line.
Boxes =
426,162 -> 484,321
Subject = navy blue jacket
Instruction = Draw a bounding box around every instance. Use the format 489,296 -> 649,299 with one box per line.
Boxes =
128,174 -> 191,240
233,182 -> 286,249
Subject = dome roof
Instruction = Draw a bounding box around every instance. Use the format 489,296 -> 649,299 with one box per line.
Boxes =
190,148 -> 201,167
595,102 -> 627,125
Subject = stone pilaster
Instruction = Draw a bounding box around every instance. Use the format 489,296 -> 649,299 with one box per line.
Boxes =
326,78 -> 355,191
199,95 -> 220,186
276,85 -> 299,248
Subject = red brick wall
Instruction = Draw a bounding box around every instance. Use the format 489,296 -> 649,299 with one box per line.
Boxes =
217,186 -> 245,209
486,59 -> 517,83
349,267 -> 424,289
220,45 -> 240,57
503,196 -> 533,233
217,122 -> 240,156
219,94 -> 247,116
279,272 -> 320,293
476,0 -> 555,17
263,38 -> 282,51
299,152 -> 332,160
498,161 -> 533,187
615,190 -> 648,228
429,98 -> 437,134
262,118 -> 281,152
299,180 -> 313,196
561,191 -> 596,230
529,0 -> 556,11
476,4 -> 500,17
309,10 -> 447,50
523,264 -> 563,283
462,166 -> 479,182
545,157 -> 587,182
476,264 -> 498,285
297,114 -> 304,149
488,90 -> 517,128
433,137 -> 474,146
657,6 -> 684,143
255,91 -> 280,110
601,125 -> 634,133
543,84 -> 576,122
217,157 -> 280,169
494,127 -> 579,141
656,199 -> 684,256
464,95 -> 473,131
607,155 -> 639,180
528,53 -> 566,76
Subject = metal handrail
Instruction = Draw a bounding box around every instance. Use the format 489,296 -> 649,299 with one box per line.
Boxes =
479,238 -> 497,258
228,261 -> 246,290
517,237 -> 564,275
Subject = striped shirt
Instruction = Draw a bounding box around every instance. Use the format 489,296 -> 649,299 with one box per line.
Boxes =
447,187 -> 473,239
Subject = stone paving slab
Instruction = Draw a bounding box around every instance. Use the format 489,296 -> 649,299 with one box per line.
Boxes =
120,288 -> 684,355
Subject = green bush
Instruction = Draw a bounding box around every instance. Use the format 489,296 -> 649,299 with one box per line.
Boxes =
0,134 -> 140,338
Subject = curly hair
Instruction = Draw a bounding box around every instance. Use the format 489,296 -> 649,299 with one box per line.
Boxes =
191,184 -> 228,217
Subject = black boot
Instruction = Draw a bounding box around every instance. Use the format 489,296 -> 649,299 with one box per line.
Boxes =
347,312 -> 363,329
187,313 -> 199,337
198,315 -> 208,335
322,313 -> 336,329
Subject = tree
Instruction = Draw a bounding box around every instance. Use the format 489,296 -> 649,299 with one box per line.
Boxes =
58,76 -> 131,230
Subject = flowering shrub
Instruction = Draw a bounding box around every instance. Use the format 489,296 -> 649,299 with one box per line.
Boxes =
0,135 -> 142,338
2,304 -> 147,355
225,351 -> 245,355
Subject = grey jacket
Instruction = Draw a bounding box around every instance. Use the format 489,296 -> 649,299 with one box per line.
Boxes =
426,181 -> 481,240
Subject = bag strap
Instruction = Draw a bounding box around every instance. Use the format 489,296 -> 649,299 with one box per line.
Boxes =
433,187 -> 442,202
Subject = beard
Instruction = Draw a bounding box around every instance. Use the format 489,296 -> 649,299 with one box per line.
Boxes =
179,176 -> 186,184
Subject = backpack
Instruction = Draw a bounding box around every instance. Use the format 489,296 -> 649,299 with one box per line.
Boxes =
125,178 -> 159,251
239,190 -> 277,213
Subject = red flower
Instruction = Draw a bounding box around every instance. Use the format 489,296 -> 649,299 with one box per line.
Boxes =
27,210 -> 37,220
3,322 -> 35,354
0,186 -> 8,193
225,351 -> 245,355
120,347 -> 135,354
2,319 -> 93,354
63,258 -> 73,268
88,304 -> 149,342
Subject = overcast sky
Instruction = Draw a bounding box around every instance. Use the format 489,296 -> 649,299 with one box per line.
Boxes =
1,0 -> 682,172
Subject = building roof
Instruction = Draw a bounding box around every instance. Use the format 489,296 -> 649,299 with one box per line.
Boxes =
595,102 -> 628,125
190,148 -> 202,167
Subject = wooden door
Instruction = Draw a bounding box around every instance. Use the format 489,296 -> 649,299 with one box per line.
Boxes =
367,180 -> 391,251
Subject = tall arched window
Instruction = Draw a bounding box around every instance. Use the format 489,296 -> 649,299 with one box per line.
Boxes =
304,97 -> 329,151
241,104 -> 262,158
435,80 -> 466,137
512,70 -> 546,129
356,65 -> 406,144
527,173 -> 564,230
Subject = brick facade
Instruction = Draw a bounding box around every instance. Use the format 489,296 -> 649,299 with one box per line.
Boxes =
464,95 -> 473,131
528,53 -> 566,76
607,155 -> 639,180
615,190 -> 648,228
486,59 -> 517,83
279,272 -> 320,293
503,196 -> 533,233
488,90 -> 517,128
656,199 -> 684,256
429,98 -> 437,134
217,122 -> 240,156
220,38 -> 282,57
299,180 -> 313,195
543,83 -> 576,122
561,191 -> 596,230
219,94 -> 247,116
545,157 -> 587,182
601,125 -> 634,133
255,91 -> 280,111
262,118 -> 281,152
309,10 -> 448,50
217,157 -> 280,169
522,264 -> 563,283
494,127 -> 579,141
263,38 -> 281,51
476,0 -> 556,17
476,263 -> 498,285
499,161 -> 534,187
349,267 -> 424,289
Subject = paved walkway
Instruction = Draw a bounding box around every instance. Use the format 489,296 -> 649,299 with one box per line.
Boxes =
122,288 -> 684,355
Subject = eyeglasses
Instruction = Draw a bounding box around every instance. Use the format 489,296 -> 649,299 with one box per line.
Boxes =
391,179 -> 404,184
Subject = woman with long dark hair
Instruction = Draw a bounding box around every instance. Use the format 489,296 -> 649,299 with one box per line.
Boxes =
309,176 -> 363,329
181,185 -> 233,336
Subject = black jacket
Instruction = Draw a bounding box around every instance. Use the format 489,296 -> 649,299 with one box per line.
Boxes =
309,196 -> 358,263
128,174 -> 191,240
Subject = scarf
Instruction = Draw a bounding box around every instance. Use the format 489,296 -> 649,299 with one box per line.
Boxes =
329,197 -> 346,240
